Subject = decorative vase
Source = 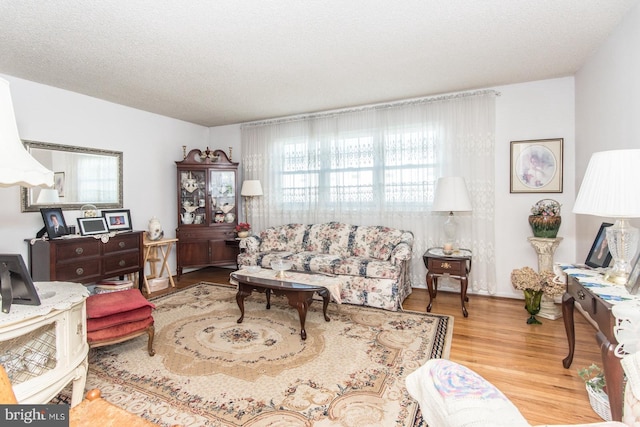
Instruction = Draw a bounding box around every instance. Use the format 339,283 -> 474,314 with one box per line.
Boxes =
523,289 -> 543,324
237,230 -> 250,238
528,215 -> 561,238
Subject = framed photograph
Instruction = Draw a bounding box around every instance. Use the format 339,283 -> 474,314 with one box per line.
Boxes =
585,222 -> 613,268
54,171 -> 65,197
625,253 -> 640,295
102,209 -> 132,232
77,217 -> 109,236
0,254 -> 41,314
39,207 -> 69,238
510,138 -> 563,193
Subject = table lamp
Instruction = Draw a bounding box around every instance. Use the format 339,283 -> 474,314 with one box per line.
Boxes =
0,78 -> 53,188
240,180 -> 263,223
573,149 -> 640,286
431,176 -> 473,254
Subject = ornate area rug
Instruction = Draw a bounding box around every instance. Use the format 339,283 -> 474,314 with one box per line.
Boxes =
83,283 -> 453,426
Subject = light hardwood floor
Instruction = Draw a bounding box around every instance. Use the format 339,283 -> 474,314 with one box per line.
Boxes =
152,267 -> 606,425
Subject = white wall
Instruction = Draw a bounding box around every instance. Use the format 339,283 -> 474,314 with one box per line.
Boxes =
0,74 -> 209,272
575,2 -> 640,258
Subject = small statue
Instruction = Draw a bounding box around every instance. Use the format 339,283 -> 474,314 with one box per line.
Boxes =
147,217 -> 164,241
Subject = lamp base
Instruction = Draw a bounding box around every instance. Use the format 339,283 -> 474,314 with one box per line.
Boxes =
604,219 -> 639,286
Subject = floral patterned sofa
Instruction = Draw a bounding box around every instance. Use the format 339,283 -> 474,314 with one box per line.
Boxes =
237,222 -> 414,311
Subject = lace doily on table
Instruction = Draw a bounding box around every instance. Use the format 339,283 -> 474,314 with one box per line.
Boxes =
0,281 -> 89,326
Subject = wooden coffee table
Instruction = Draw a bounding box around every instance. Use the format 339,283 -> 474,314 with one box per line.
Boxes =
231,271 -> 331,340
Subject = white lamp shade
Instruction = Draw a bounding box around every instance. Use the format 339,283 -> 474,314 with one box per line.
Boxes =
0,78 -> 54,188
432,177 -> 473,212
36,188 -> 60,204
573,149 -> 640,218
241,180 -> 263,197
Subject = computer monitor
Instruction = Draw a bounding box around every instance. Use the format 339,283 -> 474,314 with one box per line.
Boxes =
0,254 -> 41,314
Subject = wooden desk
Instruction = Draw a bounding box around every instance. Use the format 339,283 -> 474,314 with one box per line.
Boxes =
423,247 -> 472,317
563,274 -> 623,421
143,237 -> 178,294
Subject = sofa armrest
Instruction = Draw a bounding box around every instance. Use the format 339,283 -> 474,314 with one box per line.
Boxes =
240,235 -> 261,253
389,242 -> 413,266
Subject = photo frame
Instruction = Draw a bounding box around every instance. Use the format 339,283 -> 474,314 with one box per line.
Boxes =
39,207 -> 69,238
77,217 -> 109,236
585,222 -> 613,268
625,253 -> 640,295
102,209 -> 132,232
510,138 -> 563,193
0,254 -> 41,314
54,171 -> 65,197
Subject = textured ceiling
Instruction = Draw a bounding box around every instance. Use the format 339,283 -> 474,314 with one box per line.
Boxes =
0,1 -> 638,127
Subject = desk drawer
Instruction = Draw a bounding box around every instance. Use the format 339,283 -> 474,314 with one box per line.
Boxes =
55,259 -> 101,282
55,241 -> 100,261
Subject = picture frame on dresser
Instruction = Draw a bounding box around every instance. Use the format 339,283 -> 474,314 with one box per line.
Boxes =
77,217 -> 109,236
625,253 -> 640,295
102,209 -> 132,232
585,222 -> 613,268
0,254 -> 41,314
40,207 -> 69,238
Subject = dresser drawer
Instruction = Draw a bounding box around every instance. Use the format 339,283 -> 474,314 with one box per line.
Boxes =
103,252 -> 141,276
55,259 -> 101,282
55,241 -> 100,261
103,233 -> 141,254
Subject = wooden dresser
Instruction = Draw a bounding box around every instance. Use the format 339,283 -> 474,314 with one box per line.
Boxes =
27,231 -> 143,288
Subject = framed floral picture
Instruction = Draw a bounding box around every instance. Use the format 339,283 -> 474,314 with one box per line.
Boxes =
510,138 -> 563,193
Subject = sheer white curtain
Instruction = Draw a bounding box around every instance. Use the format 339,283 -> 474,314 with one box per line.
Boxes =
241,91 -> 496,293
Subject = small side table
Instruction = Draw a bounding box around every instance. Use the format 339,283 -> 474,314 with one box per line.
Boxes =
143,237 -> 178,294
225,239 -> 242,269
423,247 -> 472,317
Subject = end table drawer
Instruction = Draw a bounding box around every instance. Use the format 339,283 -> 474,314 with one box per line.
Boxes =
427,258 -> 466,274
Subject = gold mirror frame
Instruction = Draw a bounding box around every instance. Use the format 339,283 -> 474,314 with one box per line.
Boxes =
20,140 -> 123,212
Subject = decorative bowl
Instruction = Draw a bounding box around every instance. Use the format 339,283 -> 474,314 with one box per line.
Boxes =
270,259 -> 293,278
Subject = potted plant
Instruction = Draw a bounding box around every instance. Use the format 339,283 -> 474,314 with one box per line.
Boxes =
578,363 -> 611,421
235,222 -> 251,238
528,199 -> 561,238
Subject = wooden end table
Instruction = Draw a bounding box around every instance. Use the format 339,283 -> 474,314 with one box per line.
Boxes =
423,247 -> 472,317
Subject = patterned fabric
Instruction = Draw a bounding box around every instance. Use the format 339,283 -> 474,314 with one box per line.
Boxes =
237,222 -> 414,311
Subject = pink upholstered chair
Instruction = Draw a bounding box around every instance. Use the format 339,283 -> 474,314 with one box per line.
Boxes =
406,358 -> 636,427
86,289 -> 156,356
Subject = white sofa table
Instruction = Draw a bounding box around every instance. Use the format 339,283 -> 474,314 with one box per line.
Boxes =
0,281 -> 89,407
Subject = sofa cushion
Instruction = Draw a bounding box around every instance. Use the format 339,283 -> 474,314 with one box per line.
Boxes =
287,251 -> 342,275
259,224 -> 307,252
333,257 -> 400,279
303,222 -> 353,256
350,225 -> 405,261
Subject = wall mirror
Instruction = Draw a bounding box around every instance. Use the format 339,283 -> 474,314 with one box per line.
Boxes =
21,140 -> 123,212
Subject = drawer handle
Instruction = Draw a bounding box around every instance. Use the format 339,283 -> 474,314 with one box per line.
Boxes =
440,262 -> 451,269
577,290 -> 586,300
119,242 -> 126,248
119,260 -> 126,267
75,247 -> 84,255
75,267 -> 84,276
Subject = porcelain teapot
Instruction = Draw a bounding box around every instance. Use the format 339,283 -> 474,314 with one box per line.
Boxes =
181,212 -> 195,224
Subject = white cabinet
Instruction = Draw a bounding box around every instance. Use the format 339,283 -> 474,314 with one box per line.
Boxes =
0,282 -> 89,406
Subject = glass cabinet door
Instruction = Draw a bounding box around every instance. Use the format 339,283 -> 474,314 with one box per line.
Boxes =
179,170 -> 206,225
210,170 -> 236,225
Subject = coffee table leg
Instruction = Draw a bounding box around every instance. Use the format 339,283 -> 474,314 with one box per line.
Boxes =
286,291 -> 313,340
236,285 -> 251,324
316,288 -> 331,322
266,289 -> 271,309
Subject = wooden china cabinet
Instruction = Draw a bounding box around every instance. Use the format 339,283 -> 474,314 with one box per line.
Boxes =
176,148 -> 239,277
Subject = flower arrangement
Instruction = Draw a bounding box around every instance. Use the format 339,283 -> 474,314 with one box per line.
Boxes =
578,363 -> 606,393
510,266 -> 564,297
235,222 -> 251,233
531,199 -> 561,216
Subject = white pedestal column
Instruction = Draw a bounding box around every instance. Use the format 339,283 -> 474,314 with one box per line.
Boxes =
527,236 -> 563,320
